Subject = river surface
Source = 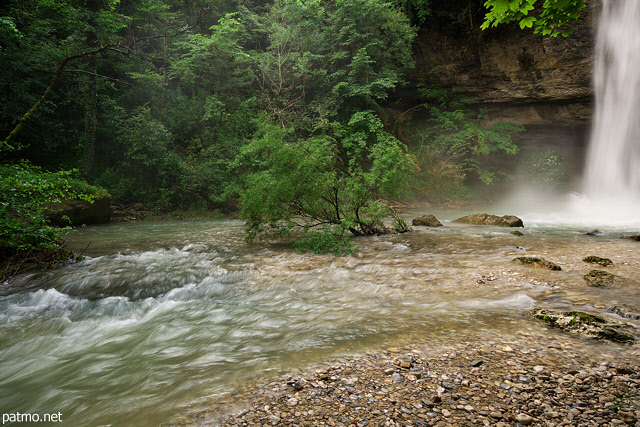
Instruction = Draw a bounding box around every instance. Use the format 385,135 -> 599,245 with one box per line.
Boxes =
1,210 -> 639,426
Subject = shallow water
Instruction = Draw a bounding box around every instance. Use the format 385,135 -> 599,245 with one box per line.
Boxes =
1,214 -> 639,426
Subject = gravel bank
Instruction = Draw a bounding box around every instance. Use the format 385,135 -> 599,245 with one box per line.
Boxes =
173,326 -> 640,427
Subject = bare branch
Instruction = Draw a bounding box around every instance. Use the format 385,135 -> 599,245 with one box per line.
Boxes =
63,69 -> 138,87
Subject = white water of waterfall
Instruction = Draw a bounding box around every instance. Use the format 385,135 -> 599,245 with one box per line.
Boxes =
584,0 -> 640,202
500,0 -> 640,227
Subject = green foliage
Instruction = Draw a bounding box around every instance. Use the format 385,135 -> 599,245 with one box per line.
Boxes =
481,0 -> 586,37
255,0 -> 416,130
237,112 -> 414,243
94,107 -> 184,208
409,145 -> 473,200
234,0 -> 418,248
0,162 -> 103,252
417,84 -> 523,186
520,148 -> 565,191
293,226 -> 359,256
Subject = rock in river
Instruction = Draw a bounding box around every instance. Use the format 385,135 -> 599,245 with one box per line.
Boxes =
582,255 -> 613,266
452,213 -> 524,227
584,269 -> 617,287
533,309 -> 635,344
513,257 -> 561,271
411,215 -> 443,227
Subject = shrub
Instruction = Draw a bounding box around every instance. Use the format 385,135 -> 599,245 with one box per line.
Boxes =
0,161 -> 107,280
292,226 -> 359,256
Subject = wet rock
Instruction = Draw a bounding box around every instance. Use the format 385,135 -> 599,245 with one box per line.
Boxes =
532,309 -> 635,344
583,256 -> 614,266
412,215 -> 443,227
582,229 -> 601,235
46,194 -> 112,226
513,257 -> 562,271
452,213 -> 524,227
621,235 -> 640,241
584,270 -> 617,287
511,230 -> 525,236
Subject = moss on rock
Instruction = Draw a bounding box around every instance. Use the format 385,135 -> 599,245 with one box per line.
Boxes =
411,215 -> 443,227
513,257 -> 561,271
582,256 -> 613,266
532,309 -> 635,344
584,270 -> 617,287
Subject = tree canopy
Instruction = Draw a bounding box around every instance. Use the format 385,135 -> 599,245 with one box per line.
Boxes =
2,0 -> 572,258
481,0 -> 586,37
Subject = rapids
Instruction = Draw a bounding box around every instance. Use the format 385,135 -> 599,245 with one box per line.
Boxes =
1,215 -> 639,425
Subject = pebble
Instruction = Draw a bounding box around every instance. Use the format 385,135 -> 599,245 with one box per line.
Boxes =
172,332 -> 640,427
515,413 -> 534,425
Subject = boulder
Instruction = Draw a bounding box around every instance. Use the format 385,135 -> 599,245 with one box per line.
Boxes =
47,194 -> 112,226
533,309 -> 635,344
621,235 -> 640,241
453,213 -> 524,227
411,215 -> 443,227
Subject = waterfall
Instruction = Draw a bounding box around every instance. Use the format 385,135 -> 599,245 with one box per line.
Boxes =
584,0 -> 640,201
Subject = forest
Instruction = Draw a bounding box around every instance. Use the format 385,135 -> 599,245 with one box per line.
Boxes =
0,0 -> 585,266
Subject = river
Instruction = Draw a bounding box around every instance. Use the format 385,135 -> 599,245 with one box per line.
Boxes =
1,210 -> 639,426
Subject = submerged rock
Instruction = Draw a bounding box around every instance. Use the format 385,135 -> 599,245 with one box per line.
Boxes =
584,270 -> 617,287
582,256 -> 613,266
513,257 -> 561,271
411,215 -> 443,227
452,213 -> 524,227
532,309 -> 635,344
581,229 -> 601,235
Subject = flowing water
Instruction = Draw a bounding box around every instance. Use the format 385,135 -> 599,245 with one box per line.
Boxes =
584,0 -> 640,203
3,2 -> 640,425
1,214 -> 640,426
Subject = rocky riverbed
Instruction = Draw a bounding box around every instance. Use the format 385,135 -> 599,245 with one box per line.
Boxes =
172,324 -> 640,427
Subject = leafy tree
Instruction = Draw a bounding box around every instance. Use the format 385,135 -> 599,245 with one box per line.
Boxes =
234,0 -> 418,250
94,107 -> 185,208
481,0 -> 586,37
254,0 -> 416,131
416,83 -> 523,186
237,112 -> 413,244
0,0 -> 129,153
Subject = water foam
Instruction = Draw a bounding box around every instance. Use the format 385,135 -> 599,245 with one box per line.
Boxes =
585,0 -> 640,200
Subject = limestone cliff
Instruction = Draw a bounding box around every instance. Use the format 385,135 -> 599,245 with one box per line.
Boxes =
402,2 -> 596,126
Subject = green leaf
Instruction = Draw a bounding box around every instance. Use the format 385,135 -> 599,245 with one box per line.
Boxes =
519,16 -> 536,28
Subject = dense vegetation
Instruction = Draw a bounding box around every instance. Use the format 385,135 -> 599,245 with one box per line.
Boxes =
0,0 -> 582,263
0,162 -> 106,280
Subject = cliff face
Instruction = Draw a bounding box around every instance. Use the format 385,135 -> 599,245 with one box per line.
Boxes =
407,3 -> 596,126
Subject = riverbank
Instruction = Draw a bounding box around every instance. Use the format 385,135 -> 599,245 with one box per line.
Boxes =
172,324 -> 640,427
